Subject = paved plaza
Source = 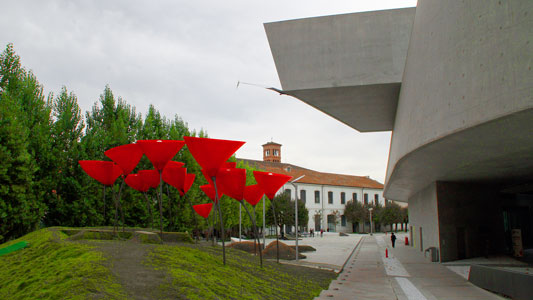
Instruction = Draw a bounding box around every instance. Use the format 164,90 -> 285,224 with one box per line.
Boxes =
270,233 -> 507,300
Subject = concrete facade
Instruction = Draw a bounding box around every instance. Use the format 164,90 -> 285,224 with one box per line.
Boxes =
385,0 -> 533,201
265,0 -> 533,263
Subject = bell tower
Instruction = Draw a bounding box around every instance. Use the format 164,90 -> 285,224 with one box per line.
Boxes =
262,142 -> 282,163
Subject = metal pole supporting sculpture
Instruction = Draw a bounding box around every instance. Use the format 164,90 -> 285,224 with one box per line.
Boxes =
78,160 -> 123,233
105,144 -> 144,232
243,184 -> 265,267
161,161 -> 185,230
137,140 -> 184,238
162,161 -> 196,240
193,203 -> 214,242
125,172 -> 155,229
253,171 -> 292,263
200,184 -> 217,245
184,136 -> 245,266
138,169 -> 160,230
217,167 -> 264,267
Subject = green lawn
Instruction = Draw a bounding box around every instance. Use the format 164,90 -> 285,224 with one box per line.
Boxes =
0,228 -> 126,299
0,228 -> 336,299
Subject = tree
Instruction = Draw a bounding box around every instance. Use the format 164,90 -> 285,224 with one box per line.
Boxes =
377,202 -> 402,232
344,200 -> 366,232
44,87 -> 85,226
370,202 -> 383,232
0,44 -> 48,242
265,192 -> 308,235
0,95 -> 41,242
400,207 -> 409,231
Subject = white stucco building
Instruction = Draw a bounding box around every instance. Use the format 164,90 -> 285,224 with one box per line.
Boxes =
239,142 -> 384,233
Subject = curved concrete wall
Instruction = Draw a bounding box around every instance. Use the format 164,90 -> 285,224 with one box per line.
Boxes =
386,0 -> 533,199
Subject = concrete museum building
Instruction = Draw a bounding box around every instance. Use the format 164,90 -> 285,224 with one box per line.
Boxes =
239,142 -> 384,234
264,1 -> 533,262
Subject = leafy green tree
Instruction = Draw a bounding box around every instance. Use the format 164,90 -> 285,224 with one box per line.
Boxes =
344,200 -> 366,232
0,44 -> 48,241
400,206 -> 409,231
44,87 -> 85,226
0,89 -> 41,242
265,192 -> 308,235
377,202 -> 402,232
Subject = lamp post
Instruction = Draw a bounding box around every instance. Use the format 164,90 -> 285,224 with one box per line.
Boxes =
289,175 -> 305,261
263,195 -> 266,249
369,207 -> 374,236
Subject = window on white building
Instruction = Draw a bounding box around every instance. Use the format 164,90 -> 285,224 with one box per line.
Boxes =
341,215 -> 346,227
341,192 -> 346,204
285,189 -> 291,198
364,193 -> 369,205
314,191 -> 320,203
300,190 -> 306,203
328,191 -> 333,204
353,193 -> 357,201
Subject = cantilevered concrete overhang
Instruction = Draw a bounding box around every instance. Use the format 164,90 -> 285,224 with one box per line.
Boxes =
385,108 -> 533,201
264,7 -> 415,132
265,3 -> 533,202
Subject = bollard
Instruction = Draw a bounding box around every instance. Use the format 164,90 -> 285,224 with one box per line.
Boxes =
405,236 -> 409,246
386,248 -> 388,258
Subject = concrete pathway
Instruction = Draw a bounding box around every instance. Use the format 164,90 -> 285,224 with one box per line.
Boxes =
273,232 -> 362,271
314,234 -> 505,300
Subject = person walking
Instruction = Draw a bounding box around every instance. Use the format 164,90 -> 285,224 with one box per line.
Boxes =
391,232 -> 397,248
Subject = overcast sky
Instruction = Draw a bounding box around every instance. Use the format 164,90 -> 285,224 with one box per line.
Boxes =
0,0 -> 416,184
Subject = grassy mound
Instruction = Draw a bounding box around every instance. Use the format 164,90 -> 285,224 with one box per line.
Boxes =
0,228 -> 126,300
1,228 -> 335,299
147,244 -> 334,300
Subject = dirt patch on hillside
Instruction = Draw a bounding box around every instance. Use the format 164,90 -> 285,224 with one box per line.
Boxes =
86,240 -> 178,300
263,240 -> 306,260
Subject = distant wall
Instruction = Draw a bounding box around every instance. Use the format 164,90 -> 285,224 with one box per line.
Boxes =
407,182 -> 440,255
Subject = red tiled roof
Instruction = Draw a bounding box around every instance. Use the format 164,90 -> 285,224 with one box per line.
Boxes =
238,158 -> 383,189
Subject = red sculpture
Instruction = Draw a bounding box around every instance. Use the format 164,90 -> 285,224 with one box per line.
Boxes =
138,169 -> 160,189
162,162 -> 186,191
244,184 -> 264,207
253,171 -> 292,200
182,173 -> 195,196
104,143 -> 143,175
137,140 -> 185,170
200,184 -> 216,202
217,168 -> 246,201
125,173 -> 149,192
79,160 -> 122,186
193,203 -> 213,219
184,136 -> 244,178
